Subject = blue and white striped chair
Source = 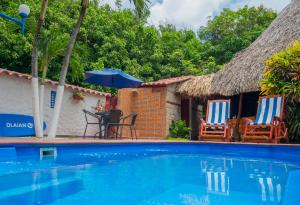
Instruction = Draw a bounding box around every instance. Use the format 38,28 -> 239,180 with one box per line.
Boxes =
199,99 -> 231,141
243,95 -> 288,143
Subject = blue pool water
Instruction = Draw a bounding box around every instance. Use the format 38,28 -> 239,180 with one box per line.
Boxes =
0,143 -> 300,205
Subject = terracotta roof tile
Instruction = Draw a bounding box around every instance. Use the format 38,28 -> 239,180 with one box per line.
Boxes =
0,68 -> 110,97
141,76 -> 192,87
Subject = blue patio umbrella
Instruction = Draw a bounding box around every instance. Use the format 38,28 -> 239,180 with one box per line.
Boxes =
85,68 -> 143,88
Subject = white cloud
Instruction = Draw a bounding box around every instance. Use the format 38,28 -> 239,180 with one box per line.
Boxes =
148,0 -> 225,30
148,0 -> 290,29
100,0 -> 131,9
224,0 -> 290,12
100,0 -> 291,29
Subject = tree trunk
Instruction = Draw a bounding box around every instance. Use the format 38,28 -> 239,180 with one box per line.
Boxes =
39,63 -> 48,135
39,84 -> 44,132
48,2 -> 88,138
31,0 -> 48,138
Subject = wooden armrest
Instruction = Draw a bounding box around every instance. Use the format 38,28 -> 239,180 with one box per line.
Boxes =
244,118 -> 253,125
200,118 -> 206,125
225,118 -> 230,126
272,116 -> 283,126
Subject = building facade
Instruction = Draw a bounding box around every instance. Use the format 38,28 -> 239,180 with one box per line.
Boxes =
118,76 -> 194,139
0,68 -> 110,137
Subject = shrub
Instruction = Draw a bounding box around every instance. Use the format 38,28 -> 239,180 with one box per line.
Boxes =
261,40 -> 300,140
168,120 -> 192,139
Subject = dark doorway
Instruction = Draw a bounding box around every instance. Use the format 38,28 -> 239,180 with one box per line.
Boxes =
181,99 -> 190,126
231,92 -> 259,118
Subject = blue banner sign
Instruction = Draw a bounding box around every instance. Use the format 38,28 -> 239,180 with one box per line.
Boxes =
0,114 -> 46,137
50,90 -> 56,108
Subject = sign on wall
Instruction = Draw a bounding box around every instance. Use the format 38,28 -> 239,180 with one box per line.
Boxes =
50,90 -> 56,108
0,114 -> 46,137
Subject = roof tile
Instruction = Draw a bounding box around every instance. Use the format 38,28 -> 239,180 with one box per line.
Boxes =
0,68 -> 110,97
141,76 -> 192,87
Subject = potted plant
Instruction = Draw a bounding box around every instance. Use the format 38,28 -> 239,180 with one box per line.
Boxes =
72,91 -> 85,101
93,100 -> 104,112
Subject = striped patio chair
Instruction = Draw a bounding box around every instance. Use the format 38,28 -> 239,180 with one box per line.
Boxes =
242,95 -> 288,143
199,99 -> 231,141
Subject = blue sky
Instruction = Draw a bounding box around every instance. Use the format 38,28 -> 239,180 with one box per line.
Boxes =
102,0 -> 290,29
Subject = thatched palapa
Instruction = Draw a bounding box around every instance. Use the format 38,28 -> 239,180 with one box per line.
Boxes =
176,74 -> 215,97
212,0 -> 300,96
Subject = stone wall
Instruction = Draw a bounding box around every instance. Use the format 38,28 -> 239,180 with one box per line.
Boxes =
165,84 -> 182,134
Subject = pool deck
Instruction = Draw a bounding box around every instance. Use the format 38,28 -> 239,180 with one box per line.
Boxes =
0,137 -> 299,147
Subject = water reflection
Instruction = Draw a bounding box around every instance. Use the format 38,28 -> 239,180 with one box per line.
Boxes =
199,156 -> 291,204
0,151 -> 299,205
0,167 -> 84,205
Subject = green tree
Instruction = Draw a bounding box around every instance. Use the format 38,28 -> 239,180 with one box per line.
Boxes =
48,0 -> 151,138
199,5 -> 277,65
0,2 -> 277,91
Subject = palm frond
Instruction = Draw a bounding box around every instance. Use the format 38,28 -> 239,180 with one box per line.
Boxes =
128,0 -> 150,19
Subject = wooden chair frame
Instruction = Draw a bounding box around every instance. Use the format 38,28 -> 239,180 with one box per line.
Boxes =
199,99 -> 231,142
242,95 -> 288,143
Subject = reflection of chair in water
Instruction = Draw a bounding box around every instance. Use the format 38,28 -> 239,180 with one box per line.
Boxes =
258,177 -> 282,203
206,171 -> 229,196
201,158 -> 232,196
243,161 -> 287,204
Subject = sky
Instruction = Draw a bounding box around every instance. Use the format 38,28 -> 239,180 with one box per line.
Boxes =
101,0 -> 291,29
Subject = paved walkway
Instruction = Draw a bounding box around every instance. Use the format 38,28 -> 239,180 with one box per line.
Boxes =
0,137 -> 298,146
0,137 -> 186,145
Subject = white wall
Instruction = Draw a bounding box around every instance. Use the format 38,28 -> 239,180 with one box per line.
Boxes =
0,75 -> 106,137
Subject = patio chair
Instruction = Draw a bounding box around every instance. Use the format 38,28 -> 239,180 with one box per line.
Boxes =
242,95 -> 288,143
82,109 -> 102,138
199,99 -> 231,142
119,112 -> 138,140
103,109 -> 123,139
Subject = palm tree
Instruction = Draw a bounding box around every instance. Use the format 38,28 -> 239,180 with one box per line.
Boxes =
38,29 -> 69,128
31,0 -> 49,138
47,0 -> 150,138
47,0 -> 90,138
129,0 -> 151,19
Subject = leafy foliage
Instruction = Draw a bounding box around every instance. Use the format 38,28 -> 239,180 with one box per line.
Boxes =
168,120 -> 192,139
286,105 -> 300,141
261,41 -> 300,140
199,6 -> 277,67
261,41 -> 300,101
0,1 -> 277,92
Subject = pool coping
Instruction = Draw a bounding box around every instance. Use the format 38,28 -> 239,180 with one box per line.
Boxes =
0,137 -> 299,147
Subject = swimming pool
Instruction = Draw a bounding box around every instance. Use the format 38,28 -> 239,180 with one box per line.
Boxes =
0,143 -> 299,205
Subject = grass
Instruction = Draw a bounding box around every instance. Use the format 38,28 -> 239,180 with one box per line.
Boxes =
166,136 -> 189,141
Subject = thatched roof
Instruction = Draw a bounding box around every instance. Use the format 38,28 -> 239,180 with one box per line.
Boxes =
176,74 -> 215,97
212,0 -> 300,96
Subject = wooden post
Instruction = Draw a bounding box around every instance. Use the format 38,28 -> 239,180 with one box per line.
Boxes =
234,94 -> 244,141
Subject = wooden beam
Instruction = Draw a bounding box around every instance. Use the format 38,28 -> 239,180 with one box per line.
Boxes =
234,94 -> 244,141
